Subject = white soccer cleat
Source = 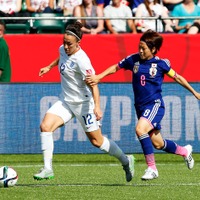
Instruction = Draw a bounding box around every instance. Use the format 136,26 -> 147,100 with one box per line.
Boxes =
33,168 -> 54,180
184,145 -> 194,170
123,155 -> 135,182
141,167 -> 158,180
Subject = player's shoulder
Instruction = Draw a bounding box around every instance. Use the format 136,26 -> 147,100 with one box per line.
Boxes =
59,44 -> 64,52
76,48 -> 89,58
75,48 -> 91,63
119,53 -> 139,66
155,56 -> 171,67
59,45 -> 67,58
126,53 -> 140,60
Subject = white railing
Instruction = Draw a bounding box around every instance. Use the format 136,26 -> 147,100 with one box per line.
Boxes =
1,16 -> 200,32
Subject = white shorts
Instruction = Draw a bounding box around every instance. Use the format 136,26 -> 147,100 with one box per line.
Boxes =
47,99 -> 100,132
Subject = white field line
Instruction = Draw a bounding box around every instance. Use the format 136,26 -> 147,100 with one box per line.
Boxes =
9,163 -> 200,187
12,163 -> 199,168
18,182 -> 200,187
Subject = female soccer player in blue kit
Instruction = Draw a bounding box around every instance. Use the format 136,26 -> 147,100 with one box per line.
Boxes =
33,21 -> 134,182
86,29 -> 200,180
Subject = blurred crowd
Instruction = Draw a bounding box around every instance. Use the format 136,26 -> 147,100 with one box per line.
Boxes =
0,0 -> 200,34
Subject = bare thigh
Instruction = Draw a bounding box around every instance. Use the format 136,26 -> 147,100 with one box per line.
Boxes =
40,113 -> 65,132
135,117 -> 153,136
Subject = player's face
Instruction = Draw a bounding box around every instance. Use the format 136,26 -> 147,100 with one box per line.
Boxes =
63,34 -> 80,56
138,41 -> 154,60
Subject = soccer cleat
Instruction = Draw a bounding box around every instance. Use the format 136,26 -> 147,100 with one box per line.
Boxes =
33,168 -> 54,180
123,155 -> 135,182
184,145 -> 194,170
141,167 -> 158,180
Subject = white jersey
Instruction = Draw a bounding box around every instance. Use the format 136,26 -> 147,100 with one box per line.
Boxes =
58,45 -> 95,103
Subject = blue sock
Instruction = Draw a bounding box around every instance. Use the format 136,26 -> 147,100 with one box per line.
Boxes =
138,133 -> 156,169
162,139 -> 177,154
138,133 -> 154,155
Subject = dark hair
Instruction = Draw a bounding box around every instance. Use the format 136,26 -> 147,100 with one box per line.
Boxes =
0,20 -> 6,29
80,0 -> 96,26
144,0 -> 159,17
140,29 -> 163,54
65,21 -> 83,41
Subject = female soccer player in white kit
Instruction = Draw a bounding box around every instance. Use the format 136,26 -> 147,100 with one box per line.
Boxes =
33,21 -> 134,182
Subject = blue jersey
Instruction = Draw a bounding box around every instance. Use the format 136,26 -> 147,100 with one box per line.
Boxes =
118,53 -> 171,106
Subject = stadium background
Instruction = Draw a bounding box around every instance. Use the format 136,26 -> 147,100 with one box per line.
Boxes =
1,34 -> 200,154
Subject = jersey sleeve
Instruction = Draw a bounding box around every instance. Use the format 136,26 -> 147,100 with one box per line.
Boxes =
161,58 -> 178,78
161,58 -> 172,73
77,56 -> 95,80
118,53 -> 139,70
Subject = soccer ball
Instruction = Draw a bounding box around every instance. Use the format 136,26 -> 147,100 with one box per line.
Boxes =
0,166 -> 18,187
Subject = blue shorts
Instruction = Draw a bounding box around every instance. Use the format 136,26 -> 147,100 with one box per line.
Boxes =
135,99 -> 165,130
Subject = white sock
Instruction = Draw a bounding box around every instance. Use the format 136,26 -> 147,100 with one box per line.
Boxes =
100,136 -> 128,165
41,132 -> 54,170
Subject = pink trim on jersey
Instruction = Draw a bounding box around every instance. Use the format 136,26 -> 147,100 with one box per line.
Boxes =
86,69 -> 93,74
175,145 -> 187,157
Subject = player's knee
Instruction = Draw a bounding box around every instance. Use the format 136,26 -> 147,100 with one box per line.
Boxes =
40,121 -> 51,132
153,143 -> 163,150
90,138 -> 101,148
135,126 -> 144,136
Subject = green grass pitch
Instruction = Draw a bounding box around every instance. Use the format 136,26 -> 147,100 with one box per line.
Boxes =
0,154 -> 199,200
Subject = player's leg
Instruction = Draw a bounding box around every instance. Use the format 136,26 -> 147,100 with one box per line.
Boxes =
73,100 -> 135,182
86,128 -> 135,182
135,100 -> 165,180
33,113 -> 63,180
150,130 -> 194,169
33,100 -> 73,180
136,118 -> 158,180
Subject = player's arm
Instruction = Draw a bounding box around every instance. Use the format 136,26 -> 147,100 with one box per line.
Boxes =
90,84 -> 102,121
167,68 -> 200,100
85,64 -> 120,86
39,57 -> 59,77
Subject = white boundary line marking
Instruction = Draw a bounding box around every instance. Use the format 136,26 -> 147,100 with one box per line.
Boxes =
12,163 -> 199,168
18,182 -> 200,187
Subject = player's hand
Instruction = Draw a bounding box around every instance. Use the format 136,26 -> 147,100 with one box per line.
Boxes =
94,107 -> 102,121
85,74 -> 99,86
39,66 -> 50,77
